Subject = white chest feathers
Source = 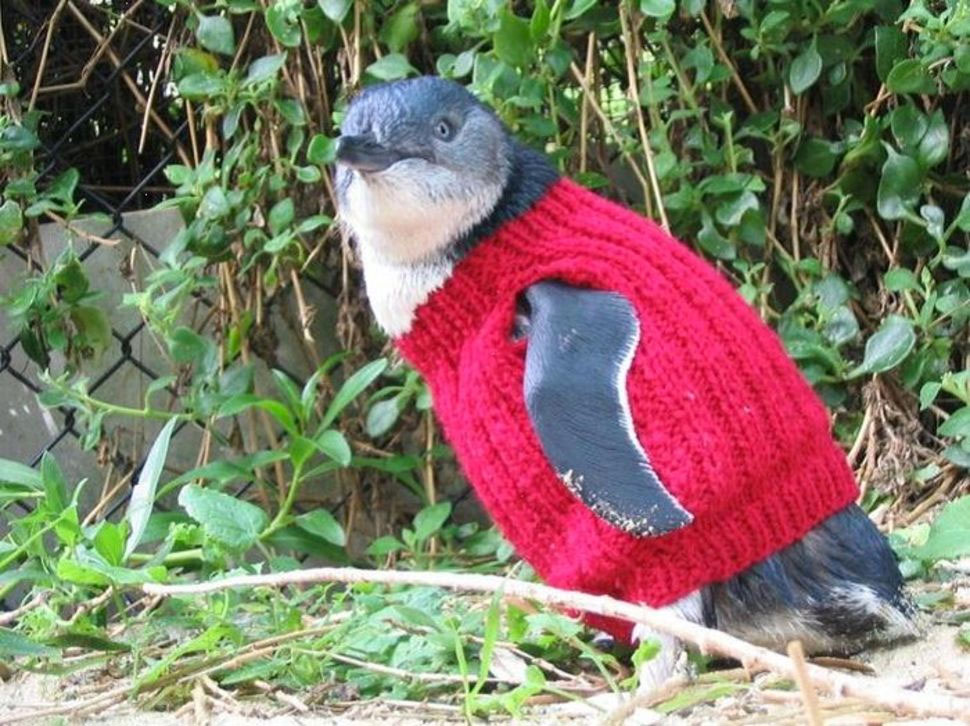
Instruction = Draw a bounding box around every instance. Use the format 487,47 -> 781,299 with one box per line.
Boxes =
358,249 -> 453,337
339,165 -> 503,337
341,162 -> 499,264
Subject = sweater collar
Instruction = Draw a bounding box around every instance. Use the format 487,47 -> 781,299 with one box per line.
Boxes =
395,178 -> 599,372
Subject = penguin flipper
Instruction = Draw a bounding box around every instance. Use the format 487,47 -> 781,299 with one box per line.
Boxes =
521,281 -> 692,537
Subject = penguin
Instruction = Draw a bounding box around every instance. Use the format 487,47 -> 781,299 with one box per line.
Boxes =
332,76 -> 919,689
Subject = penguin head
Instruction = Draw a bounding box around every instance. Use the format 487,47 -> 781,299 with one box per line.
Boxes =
334,76 -> 513,264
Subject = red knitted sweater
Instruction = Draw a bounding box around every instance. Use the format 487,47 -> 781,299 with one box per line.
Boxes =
396,179 -> 858,639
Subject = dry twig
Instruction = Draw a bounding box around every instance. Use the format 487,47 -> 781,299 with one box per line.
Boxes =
144,567 -> 970,720
787,640 -> 823,726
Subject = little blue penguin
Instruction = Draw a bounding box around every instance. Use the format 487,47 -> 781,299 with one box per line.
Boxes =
332,76 -> 919,689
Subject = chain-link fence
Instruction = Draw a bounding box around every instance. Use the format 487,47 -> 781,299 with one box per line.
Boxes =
0,5 -> 475,585
2,1 -> 192,507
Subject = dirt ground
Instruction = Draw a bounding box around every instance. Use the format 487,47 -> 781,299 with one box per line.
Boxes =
1,619 -> 967,725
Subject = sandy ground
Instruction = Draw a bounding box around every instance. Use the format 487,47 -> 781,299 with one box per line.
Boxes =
1,621 -> 967,725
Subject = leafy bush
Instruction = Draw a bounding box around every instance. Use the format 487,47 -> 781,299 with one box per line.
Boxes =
1,0 -> 969,713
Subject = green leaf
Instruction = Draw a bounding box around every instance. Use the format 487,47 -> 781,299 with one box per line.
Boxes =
321,358 -> 388,428
275,98 -> 305,126
175,47 -> 220,76
886,59 -> 934,95
640,0 -> 675,17
365,53 -> 416,81
70,306 -> 111,357
178,484 -> 268,549
93,521 -> 125,566
196,14 -> 236,56
266,4 -> 302,47
794,138 -> 840,178
697,212 -> 734,260
414,501 -> 451,541
245,54 -> 286,85
295,509 -> 346,546
890,104 -> 927,151
876,147 -> 922,221
222,109 -> 243,142
307,134 -> 337,164
366,396 -> 403,437
296,165 -> 322,183
288,435 -> 317,470
315,429 -> 352,466
0,124 -> 38,151
264,525 -> 348,562
884,268 -> 919,292
54,257 -> 88,302
0,199 -> 23,246
40,453 -> 67,512
530,0 -> 550,39
493,10 -> 532,69
943,443 -> 970,468
199,185 -> 230,218
367,535 -> 405,557
44,633 -> 130,652
790,41 -> 823,94
296,214 -> 331,232
715,191 -> 758,227
913,496 -> 970,561
848,315 -> 916,378
473,592 -> 502,695
47,168 -> 79,203
875,26 -> 907,82
919,381 -> 941,410
177,71 -> 226,100
169,326 -> 212,366
565,0 -> 597,19
917,110 -> 948,169
56,557 -> 108,586
0,458 -> 42,489
380,2 -> 420,52
268,198 -> 295,236
319,0 -> 351,22
954,194 -> 970,232
939,406 -> 970,438
0,628 -> 59,658
124,418 -> 177,561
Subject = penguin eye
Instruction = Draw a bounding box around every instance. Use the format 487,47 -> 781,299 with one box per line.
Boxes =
433,118 -> 455,141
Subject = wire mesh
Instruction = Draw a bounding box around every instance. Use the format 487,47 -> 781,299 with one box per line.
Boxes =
1,3 -> 195,525
0,5 -> 475,588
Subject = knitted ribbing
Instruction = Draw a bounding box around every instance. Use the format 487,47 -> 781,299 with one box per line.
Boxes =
396,179 -> 858,640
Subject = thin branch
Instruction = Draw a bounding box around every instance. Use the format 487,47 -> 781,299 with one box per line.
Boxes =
700,9 -> 757,115
788,640 -> 823,726
36,0 -> 149,97
619,4 -> 668,230
579,32 -> 595,173
138,14 -> 176,155
0,591 -> 48,626
569,62 -> 652,211
64,1 -> 192,166
44,210 -> 120,246
29,0 -> 70,111
144,567 -> 970,720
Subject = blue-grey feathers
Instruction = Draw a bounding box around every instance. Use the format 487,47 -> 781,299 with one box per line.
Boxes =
522,281 -> 692,537
708,504 -> 918,653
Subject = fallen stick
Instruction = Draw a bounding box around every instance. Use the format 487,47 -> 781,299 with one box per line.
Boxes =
787,640 -> 823,726
144,568 -> 970,721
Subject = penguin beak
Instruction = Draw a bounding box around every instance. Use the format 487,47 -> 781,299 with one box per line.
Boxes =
335,134 -> 404,173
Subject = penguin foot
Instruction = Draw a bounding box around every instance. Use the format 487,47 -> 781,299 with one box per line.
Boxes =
631,590 -> 704,694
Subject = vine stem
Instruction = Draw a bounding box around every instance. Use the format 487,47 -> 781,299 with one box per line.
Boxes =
144,567 -> 970,720
259,462 -> 304,540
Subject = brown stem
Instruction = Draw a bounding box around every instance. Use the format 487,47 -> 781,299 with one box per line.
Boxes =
143,567 -> 970,720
